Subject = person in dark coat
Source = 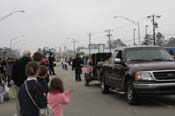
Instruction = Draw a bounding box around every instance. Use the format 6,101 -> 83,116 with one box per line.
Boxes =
18,61 -> 47,116
12,51 -> 32,87
11,50 -> 32,116
0,57 -> 7,82
48,54 -> 56,75
72,53 -> 83,82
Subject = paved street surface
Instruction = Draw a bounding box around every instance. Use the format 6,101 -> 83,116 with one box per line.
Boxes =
1,63 -> 175,116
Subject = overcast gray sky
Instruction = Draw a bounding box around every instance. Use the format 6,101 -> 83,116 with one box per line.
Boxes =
0,0 -> 175,53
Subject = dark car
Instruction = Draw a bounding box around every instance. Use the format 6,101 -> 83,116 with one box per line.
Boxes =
100,46 -> 175,104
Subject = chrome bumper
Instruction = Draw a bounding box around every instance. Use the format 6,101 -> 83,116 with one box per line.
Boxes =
133,82 -> 175,89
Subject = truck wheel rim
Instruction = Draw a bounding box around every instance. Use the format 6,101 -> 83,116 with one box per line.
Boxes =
127,86 -> 133,100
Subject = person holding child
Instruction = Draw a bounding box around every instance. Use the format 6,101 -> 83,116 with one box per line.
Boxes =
33,52 -> 50,84
18,61 -> 47,116
47,77 -> 72,116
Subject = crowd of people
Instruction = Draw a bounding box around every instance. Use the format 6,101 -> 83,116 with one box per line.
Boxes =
0,50 -> 73,116
0,48 -> 94,116
0,56 -> 17,103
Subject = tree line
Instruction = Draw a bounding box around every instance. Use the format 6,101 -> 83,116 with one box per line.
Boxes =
142,32 -> 175,47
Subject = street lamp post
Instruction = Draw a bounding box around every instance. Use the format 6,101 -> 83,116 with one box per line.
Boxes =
113,16 -> 141,45
0,10 -> 24,50
10,35 -> 24,49
0,10 -> 24,22
13,40 -> 21,49
133,29 -> 136,46
88,33 -> 92,56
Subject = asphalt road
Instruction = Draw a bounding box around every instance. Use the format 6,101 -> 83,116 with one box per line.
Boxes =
1,64 -> 175,116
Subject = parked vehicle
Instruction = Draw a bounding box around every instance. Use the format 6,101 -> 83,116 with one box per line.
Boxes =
84,53 -> 112,86
100,46 -> 175,104
165,47 -> 175,60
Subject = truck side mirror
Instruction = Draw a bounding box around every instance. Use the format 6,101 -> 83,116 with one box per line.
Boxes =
114,58 -> 121,64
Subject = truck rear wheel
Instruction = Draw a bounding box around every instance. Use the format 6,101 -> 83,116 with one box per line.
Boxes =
100,74 -> 110,94
126,81 -> 137,105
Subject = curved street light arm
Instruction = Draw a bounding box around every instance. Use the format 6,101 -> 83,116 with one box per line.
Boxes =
0,10 -> 24,22
113,16 -> 141,45
114,16 -> 138,25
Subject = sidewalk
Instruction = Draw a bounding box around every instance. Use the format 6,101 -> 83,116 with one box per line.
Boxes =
0,99 -> 16,116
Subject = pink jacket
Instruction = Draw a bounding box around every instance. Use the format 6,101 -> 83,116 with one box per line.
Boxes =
86,65 -> 93,73
47,90 -> 71,116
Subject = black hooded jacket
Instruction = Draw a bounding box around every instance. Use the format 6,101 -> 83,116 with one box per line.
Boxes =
11,56 -> 32,87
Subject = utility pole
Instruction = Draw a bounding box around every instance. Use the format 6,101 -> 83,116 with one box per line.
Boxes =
152,15 -> 156,46
147,15 -> 161,45
133,29 -> 136,46
66,38 -> 78,56
88,33 -> 92,56
105,30 -> 112,53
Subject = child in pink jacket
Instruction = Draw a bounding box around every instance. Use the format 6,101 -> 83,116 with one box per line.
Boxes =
47,77 -> 72,116
85,62 -> 93,78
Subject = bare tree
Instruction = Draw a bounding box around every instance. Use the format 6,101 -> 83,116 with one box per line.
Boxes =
142,32 -> 165,46
142,34 -> 153,45
166,37 -> 175,47
107,39 -> 126,48
156,32 -> 165,47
